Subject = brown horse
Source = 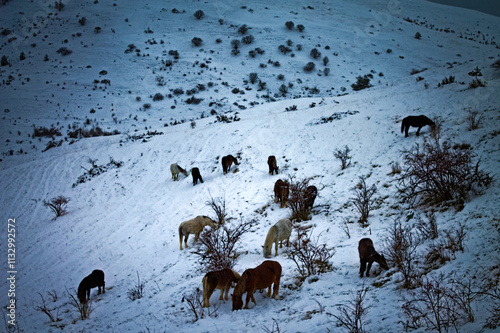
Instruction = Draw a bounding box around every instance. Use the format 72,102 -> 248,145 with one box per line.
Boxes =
305,185 -> 318,211
202,268 -> 241,308
232,260 -> 281,310
267,155 -> 279,175
77,269 -> 105,304
401,115 -> 435,137
358,238 -> 389,277
222,155 -> 240,175
191,167 -> 204,185
274,179 -> 289,208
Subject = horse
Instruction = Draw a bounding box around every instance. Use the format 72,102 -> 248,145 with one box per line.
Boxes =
232,260 -> 281,310
77,269 -> 105,304
202,268 -> 241,308
274,179 -> 290,208
401,115 -> 435,137
179,216 -> 217,250
263,218 -> 292,258
170,163 -> 188,181
358,238 -> 389,277
222,155 -> 240,175
305,185 -> 318,211
191,167 -> 204,185
267,155 -> 279,175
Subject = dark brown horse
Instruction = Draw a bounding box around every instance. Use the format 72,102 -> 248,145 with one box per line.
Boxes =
401,115 -> 435,137
191,167 -> 204,185
358,238 -> 389,277
222,155 -> 240,175
267,155 -> 279,175
78,270 -> 105,304
274,179 -> 289,208
202,268 -> 241,308
232,260 -> 281,310
305,185 -> 318,211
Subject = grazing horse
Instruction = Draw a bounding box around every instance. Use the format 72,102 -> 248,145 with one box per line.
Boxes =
77,270 -> 105,304
191,167 -> 204,185
274,179 -> 290,208
263,218 -> 292,258
170,163 -> 188,181
305,185 -> 318,211
202,268 -> 241,308
358,238 -> 389,277
179,216 -> 217,250
401,115 -> 435,137
222,155 -> 240,175
267,155 -> 279,175
232,260 -> 281,310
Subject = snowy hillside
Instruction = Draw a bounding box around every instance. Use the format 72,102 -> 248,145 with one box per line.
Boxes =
1,0 -> 499,332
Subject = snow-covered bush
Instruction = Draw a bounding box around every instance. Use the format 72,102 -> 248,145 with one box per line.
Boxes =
44,196 -> 69,219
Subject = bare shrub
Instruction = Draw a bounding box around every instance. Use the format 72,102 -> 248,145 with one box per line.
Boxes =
351,176 -> 377,224
127,272 -> 145,301
297,24 -> 305,32
182,288 -> 205,322
402,273 -> 480,332
191,37 -> 203,47
44,196 -> 69,219
310,48 -> 321,59
287,177 -> 317,221
288,224 -> 335,279
416,211 -> 438,240
334,145 -> 352,170
193,10 -> 204,20
388,161 -> 402,175
206,194 -> 227,225
238,24 -> 249,35
303,62 -> 315,72
196,217 -> 256,272
67,288 -> 92,320
351,75 -> 372,91
262,318 -> 283,333
385,219 -> 421,288
34,292 -> 61,322
328,287 -> 370,333
465,107 -> 484,131
398,140 -> 493,208
285,21 -> 294,30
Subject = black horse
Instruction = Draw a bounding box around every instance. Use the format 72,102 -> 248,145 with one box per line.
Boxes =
222,155 -> 240,175
192,167 -> 204,185
267,155 -> 279,175
78,270 -> 105,303
401,115 -> 435,137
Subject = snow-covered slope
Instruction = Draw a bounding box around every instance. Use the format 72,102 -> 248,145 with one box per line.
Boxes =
0,0 -> 499,332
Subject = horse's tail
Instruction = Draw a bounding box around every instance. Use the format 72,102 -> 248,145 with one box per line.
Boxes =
202,275 -> 210,307
178,224 -> 184,249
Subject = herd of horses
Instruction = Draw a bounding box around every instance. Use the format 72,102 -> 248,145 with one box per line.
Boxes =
77,115 -> 433,309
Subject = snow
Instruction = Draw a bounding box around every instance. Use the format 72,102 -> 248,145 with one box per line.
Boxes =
0,0 -> 499,332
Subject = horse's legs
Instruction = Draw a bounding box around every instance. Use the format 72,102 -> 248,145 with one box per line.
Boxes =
273,279 -> 280,298
267,286 -> 272,297
360,259 -> 367,277
275,241 -> 278,256
366,261 -> 373,277
184,234 -> 189,248
223,285 -> 230,301
194,232 -> 200,242
244,292 -> 253,309
416,126 -> 422,136
102,281 -> 105,293
404,126 -> 409,137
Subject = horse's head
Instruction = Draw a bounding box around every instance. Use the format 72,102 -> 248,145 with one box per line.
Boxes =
77,287 -> 86,304
263,245 -> 272,258
378,254 -> 389,271
231,293 -> 243,311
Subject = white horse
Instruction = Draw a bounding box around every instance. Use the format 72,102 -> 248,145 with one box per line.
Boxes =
179,216 -> 217,250
263,218 -> 292,257
170,163 -> 188,181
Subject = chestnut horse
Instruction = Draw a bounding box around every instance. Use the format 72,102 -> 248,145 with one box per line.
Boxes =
222,155 -> 240,175
78,269 -> 105,304
401,115 -> 435,137
232,260 -> 281,310
274,179 -> 289,208
305,185 -> 318,211
358,238 -> 389,277
202,268 -> 241,307
267,155 -> 279,175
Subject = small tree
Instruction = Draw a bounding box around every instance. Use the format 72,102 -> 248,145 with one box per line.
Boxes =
44,196 -> 70,219
191,37 -> 203,47
465,108 -> 484,130
238,24 -> 249,35
303,62 -> 315,73
323,56 -> 329,66
249,72 -> 258,84
297,24 -> 305,32
328,288 -> 370,333
310,48 -> 321,59
193,10 -> 204,20
334,145 -> 352,170
241,35 -> 254,45
351,176 -> 377,223
285,21 -> 294,30
351,75 -> 372,91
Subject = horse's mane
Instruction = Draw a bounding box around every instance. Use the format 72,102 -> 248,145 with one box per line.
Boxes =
229,268 -> 241,279
233,271 -> 249,296
178,165 -> 187,173
264,225 -> 277,248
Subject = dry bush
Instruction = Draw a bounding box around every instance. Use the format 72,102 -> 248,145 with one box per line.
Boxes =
351,176 -> 377,224
67,288 -> 92,320
34,292 -> 61,323
415,211 -> 438,240
44,196 -> 69,219
384,219 -> 422,288
465,107 -> 484,131
288,177 -> 317,221
403,273 -> 480,332
196,218 -> 256,272
398,140 -> 492,208
288,224 -> 335,279
182,288 -> 205,322
127,272 -> 145,301
334,145 -> 352,170
328,287 -> 370,333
